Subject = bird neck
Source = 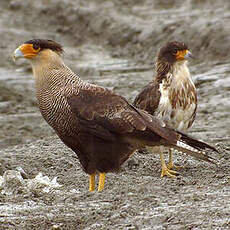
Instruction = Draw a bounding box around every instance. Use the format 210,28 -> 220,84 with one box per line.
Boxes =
155,60 -> 172,83
28,50 -> 83,130
31,49 -> 65,72
171,61 -> 191,83
30,50 -> 83,90
155,60 -> 190,83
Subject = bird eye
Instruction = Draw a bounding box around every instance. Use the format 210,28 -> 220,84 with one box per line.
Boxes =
172,49 -> 177,55
33,44 -> 40,50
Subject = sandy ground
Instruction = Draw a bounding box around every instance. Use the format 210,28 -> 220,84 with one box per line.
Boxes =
0,0 -> 230,229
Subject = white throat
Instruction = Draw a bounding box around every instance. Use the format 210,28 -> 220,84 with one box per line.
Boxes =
172,61 -> 191,82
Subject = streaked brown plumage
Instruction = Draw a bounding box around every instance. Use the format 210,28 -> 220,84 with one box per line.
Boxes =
13,39 -> 217,191
134,41 -> 198,177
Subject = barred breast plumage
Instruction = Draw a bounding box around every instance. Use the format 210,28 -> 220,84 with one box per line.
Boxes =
35,67 -> 82,136
155,61 -> 197,131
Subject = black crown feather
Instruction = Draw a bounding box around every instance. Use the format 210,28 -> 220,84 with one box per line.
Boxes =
25,39 -> 63,53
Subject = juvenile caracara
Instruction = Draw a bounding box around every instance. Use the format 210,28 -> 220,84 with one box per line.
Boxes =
13,39 -> 217,191
134,41 -> 198,177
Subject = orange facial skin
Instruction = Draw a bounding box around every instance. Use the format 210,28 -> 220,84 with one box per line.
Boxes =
176,49 -> 188,60
18,44 -> 40,59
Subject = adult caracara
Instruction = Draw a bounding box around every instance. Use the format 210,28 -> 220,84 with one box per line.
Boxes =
134,41 -> 198,177
13,39 -> 216,191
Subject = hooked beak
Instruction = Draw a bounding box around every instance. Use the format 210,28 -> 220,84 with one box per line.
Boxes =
184,50 -> 195,60
12,47 -> 24,62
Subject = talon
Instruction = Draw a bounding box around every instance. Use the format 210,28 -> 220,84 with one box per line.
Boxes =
160,151 -> 179,178
161,166 -> 179,178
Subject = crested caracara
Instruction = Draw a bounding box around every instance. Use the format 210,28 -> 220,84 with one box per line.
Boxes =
13,39 -> 217,191
134,41 -> 199,177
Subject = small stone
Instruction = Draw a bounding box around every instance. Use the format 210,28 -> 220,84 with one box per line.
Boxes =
1,170 -> 25,195
16,166 -> 28,179
51,224 -> 63,229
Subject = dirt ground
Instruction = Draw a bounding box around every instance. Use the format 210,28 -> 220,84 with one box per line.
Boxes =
0,0 -> 230,229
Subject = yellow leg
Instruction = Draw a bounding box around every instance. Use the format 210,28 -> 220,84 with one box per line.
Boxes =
89,173 -> 95,192
160,150 -> 178,178
167,149 -> 183,170
167,149 -> 174,169
98,172 -> 106,192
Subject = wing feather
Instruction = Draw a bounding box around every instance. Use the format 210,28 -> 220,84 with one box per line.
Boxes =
67,85 -> 147,134
133,81 -> 160,114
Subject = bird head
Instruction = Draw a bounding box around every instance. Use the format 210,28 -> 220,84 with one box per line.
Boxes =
157,41 -> 193,65
13,39 -> 63,61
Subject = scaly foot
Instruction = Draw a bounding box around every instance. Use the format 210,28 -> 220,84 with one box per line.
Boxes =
161,165 -> 179,178
160,151 -> 178,178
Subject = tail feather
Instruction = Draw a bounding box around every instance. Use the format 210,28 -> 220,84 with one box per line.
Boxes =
132,105 -> 218,164
160,129 -> 219,164
132,105 -> 180,144
171,141 -> 217,165
177,131 -> 218,153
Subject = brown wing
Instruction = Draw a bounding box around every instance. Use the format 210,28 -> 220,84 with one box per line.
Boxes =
68,86 -> 148,132
67,85 -> 179,144
188,92 -> 198,129
133,81 -> 160,115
